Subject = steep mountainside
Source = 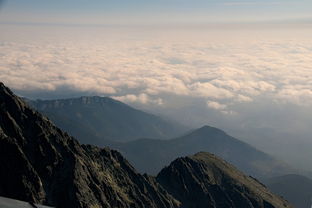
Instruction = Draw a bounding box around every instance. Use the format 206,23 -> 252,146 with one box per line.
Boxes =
0,83 -> 179,208
0,83 -> 293,208
29,97 -> 186,144
157,152 -> 292,208
115,126 -> 292,178
265,174 -> 312,208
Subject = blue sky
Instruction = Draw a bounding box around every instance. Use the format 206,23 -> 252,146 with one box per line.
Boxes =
1,0 -> 312,24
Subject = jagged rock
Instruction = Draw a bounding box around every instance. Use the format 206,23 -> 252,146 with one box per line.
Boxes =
0,83 -> 179,208
157,152 -> 292,208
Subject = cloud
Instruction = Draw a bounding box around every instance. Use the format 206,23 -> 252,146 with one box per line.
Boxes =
236,94 -> 253,103
189,82 -> 234,99
206,100 -> 238,115
1,25 -> 312,114
207,101 -> 227,110
113,94 -> 163,105
276,87 -> 312,106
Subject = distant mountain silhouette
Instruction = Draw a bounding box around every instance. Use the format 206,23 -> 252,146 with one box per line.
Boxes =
0,82 -> 292,208
265,174 -> 312,208
114,126 -> 293,178
28,96 -> 187,144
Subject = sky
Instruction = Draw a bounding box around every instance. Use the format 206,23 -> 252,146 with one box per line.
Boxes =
1,0 -> 312,24
0,1 -> 312,171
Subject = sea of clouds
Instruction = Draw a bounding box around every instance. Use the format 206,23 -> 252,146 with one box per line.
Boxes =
1,25 -> 312,112
1,24 -> 312,170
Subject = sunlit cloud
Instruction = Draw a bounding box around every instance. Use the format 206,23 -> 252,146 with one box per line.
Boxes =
207,101 -> 227,110
1,25 -> 312,117
113,94 -> 164,105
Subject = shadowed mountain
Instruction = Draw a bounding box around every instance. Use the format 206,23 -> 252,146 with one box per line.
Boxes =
264,174 -> 312,208
156,152 -> 292,208
28,96 -> 186,144
114,126 -> 293,178
0,82 -> 293,208
0,83 -> 179,208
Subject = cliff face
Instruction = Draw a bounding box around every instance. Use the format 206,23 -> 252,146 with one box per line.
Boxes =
0,83 -> 179,208
157,152 -> 292,208
0,83 -> 292,208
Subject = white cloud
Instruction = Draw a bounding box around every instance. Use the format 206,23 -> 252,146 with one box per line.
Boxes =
1,25 -> 312,112
207,101 -> 237,115
189,82 -> 234,99
236,94 -> 253,103
113,94 -> 163,105
207,101 -> 227,110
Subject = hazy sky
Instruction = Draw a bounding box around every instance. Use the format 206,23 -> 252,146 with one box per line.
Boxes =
1,0 -> 312,24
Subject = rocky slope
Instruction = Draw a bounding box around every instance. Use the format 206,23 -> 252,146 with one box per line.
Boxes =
0,83 -> 179,208
157,152 -> 292,208
0,82 -> 292,208
28,96 -> 186,144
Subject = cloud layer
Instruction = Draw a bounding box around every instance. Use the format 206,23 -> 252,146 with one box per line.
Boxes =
1,25 -> 312,116
2,24 -> 312,171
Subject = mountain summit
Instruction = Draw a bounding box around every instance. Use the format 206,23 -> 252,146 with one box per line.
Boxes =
115,124 -> 292,177
157,152 -> 292,208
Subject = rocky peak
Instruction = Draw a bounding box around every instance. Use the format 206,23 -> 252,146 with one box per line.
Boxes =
0,82 -> 179,208
157,152 -> 292,208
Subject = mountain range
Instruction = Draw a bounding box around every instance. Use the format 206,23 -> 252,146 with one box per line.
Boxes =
0,82 -> 293,208
28,96 -> 186,144
113,126 -> 293,179
29,96 -> 293,180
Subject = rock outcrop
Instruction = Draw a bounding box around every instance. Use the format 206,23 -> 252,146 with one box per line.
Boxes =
0,83 -> 179,208
157,152 -> 292,208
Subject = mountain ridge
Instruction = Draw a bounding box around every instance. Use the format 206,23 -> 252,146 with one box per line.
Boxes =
114,125 -> 293,178
28,96 -> 187,144
27,92 -> 293,179
156,152 -> 292,208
